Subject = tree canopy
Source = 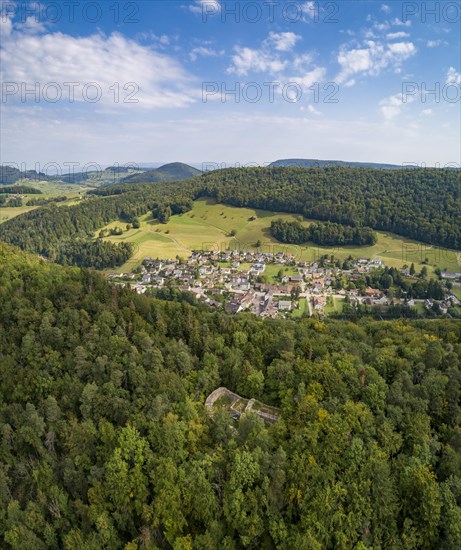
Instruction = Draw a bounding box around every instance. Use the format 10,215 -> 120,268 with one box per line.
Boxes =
0,244 -> 460,548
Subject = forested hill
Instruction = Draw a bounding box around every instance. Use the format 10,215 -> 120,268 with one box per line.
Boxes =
0,243 -> 460,548
0,166 -> 459,269
200,166 -> 461,250
118,162 -> 202,185
0,165 -> 51,184
270,158 -> 407,169
0,181 -> 196,267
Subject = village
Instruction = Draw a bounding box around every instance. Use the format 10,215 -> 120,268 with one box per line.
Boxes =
110,249 -> 461,318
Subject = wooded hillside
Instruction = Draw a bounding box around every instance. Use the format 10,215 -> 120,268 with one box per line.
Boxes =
0,244 -> 460,548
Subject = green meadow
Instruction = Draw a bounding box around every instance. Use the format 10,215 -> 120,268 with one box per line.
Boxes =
0,205 -> 39,224
101,198 -> 461,274
14,180 -> 90,195
0,193 -> 83,225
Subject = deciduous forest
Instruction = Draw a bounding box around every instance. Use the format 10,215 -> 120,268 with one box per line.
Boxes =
1,244 -> 460,549
0,167 -> 459,269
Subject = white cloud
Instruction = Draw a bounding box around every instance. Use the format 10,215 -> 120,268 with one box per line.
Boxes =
379,92 -> 414,121
381,4 -> 391,13
291,67 -> 327,90
227,32 -> 307,76
387,32 -> 410,39
189,46 -> 225,61
293,53 -> 315,71
446,67 -> 461,85
373,22 -> 390,32
388,42 -> 416,55
422,109 -> 433,116
301,1 -> 319,20
392,18 -> 412,27
15,16 -> 48,34
189,0 -> 221,14
227,46 -> 287,76
301,104 -> 322,115
266,32 -> 301,52
0,1 -> 15,37
336,40 -> 416,84
338,48 -> 373,79
1,30 -> 197,109
426,39 -> 447,48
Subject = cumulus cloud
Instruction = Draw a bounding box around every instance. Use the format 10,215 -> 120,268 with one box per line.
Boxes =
0,2 -> 17,37
266,32 -> 301,52
379,92 -> 414,121
14,16 -> 48,34
226,32 -> 326,94
227,32 -> 307,76
446,67 -> 461,85
336,40 -> 416,84
387,42 -> 416,55
381,4 -> 391,13
189,46 -> 225,61
227,46 -> 288,76
387,32 -> 410,39
301,1 -> 319,20
189,0 -> 221,14
291,67 -> 327,90
392,18 -> 412,27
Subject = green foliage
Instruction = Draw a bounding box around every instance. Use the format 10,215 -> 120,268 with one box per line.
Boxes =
27,196 -> 67,206
119,162 -> 202,185
1,166 -> 459,270
201,166 -> 461,249
0,244 -> 460,547
0,186 -> 43,195
0,182 -> 192,268
271,218 -> 377,246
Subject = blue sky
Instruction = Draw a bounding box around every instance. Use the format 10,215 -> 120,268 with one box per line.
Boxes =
1,0 -> 460,170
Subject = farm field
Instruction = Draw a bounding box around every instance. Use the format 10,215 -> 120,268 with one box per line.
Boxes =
0,205 -> 39,224
14,180 -> 90,195
0,194 -> 84,225
100,198 -> 461,274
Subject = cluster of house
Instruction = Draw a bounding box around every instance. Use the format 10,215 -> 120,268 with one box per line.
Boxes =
109,250 -> 461,318
2,194 -> 26,201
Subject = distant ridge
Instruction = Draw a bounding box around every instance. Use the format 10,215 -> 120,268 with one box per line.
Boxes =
270,159 -> 411,170
118,162 -> 202,184
0,165 -> 51,184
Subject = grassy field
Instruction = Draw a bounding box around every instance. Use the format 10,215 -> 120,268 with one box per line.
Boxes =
98,198 -> 461,274
324,297 -> 346,315
235,263 -> 299,281
0,205 -> 39,224
452,288 -> 461,300
292,298 -> 309,318
15,180 -> 90,195
0,194 -> 83,225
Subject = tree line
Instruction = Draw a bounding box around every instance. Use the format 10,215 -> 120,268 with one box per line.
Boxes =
271,218 -> 377,246
0,182 -> 195,268
0,166 -> 459,269
0,185 -> 42,195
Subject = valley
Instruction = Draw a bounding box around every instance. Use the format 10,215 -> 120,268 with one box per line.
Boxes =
3,0 -> 461,545
101,198 -> 461,275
